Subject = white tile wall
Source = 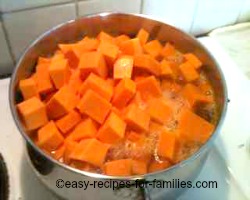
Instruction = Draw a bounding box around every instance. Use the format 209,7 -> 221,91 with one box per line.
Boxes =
191,0 -> 244,35
3,3 -> 76,61
237,0 -> 250,22
0,0 -> 72,13
142,0 -> 198,33
78,0 -> 141,16
0,22 -> 14,75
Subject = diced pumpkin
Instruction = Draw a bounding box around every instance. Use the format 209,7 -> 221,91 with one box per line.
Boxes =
67,118 -> 97,141
104,159 -> 133,176
178,109 -> 215,143
78,51 -> 108,79
157,130 -> 177,161
120,38 -> 143,55
134,54 -> 161,76
68,69 -> 83,94
77,90 -> 111,124
149,121 -> 165,135
180,83 -> 213,107
113,55 -> 134,79
112,78 -> 136,109
37,121 -> 64,151
124,104 -> 150,132
17,97 -> 48,130
58,44 -> 79,68
115,34 -> 130,47
46,86 -> 80,119
148,160 -> 171,173
184,53 -> 202,69
38,57 -> 51,65
35,63 -> 54,94
97,31 -> 115,44
79,73 -> 113,101
179,62 -> 199,82
143,40 -> 163,58
48,58 -> 71,89
136,28 -> 149,45
64,140 -> 78,164
97,112 -> 126,144
70,138 -> 110,167
160,59 -> 174,77
161,43 -> 176,58
136,76 -> 162,100
97,40 -> 119,63
147,98 -> 172,124
55,110 -> 81,135
72,37 -> 99,59
19,77 -> 39,100
132,160 -> 148,175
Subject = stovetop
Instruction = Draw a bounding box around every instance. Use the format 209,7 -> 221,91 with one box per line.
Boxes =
0,37 -> 249,200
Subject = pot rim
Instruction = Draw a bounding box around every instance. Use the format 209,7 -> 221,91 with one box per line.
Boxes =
9,12 -> 228,180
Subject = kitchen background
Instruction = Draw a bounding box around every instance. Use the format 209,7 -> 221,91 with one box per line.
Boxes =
0,0 -> 250,76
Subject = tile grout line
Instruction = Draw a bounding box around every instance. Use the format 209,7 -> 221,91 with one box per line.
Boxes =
140,0 -> 144,14
75,0 -> 79,18
0,1 -> 73,15
0,15 -> 16,67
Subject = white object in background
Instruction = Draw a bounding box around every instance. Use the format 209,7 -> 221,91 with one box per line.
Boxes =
198,37 -> 250,199
2,3 -> 76,61
0,0 -> 72,13
142,0 -> 197,33
0,22 -> 13,75
237,0 -> 250,22
191,0 -> 243,35
78,0 -> 141,17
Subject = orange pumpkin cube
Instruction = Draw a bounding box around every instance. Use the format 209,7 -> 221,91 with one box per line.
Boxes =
132,160 -> 148,175
70,139 -> 110,167
77,90 -> 111,124
178,109 -> 215,143
97,112 -> 126,144
143,40 -> 163,58
179,62 -> 199,82
147,98 -> 172,124
112,78 -> 136,109
46,86 -> 80,119
157,130 -> 177,161
113,55 -> 134,79
37,121 -> 64,151
78,51 -> 108,79
19,77 -> 39,100
17,97 -> 48,130
124,104 -> 150,132
55,110 -> 81,134
104,159 -> 133,176
160,59 -> 174,77
79,73 -> 113,101
184,53 -> 202,69
67,118 -> 97,141
120,38 -> 143,55
136,28 -> 149,45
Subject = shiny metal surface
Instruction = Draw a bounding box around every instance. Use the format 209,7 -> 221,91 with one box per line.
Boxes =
9,12 -> 228,200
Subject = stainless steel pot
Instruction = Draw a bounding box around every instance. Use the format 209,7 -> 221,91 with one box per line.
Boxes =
9,13 -> 228,200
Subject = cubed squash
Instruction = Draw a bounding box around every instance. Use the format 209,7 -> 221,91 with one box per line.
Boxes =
46,86 -> 80,119
147,98 -> 172,124
78,51 -> 108,79
184,53 -> 202,69
19,77 -> 39,100
136,28 -> 149,45
79,73 -> 113,101
67,118 -> 97,141
179,62 -> 199,82
132,160 -> 148,175
37,121 -> 64,151
63,140 -> 78,164
124,104 -> 150,132
113,55 -> 134,79
17,97 -> 48,130
77,90 -> 111,124
161,43 -> 176,58
97,112 -> 126,144
143,40 -> 163,58
55,110 -> 81,134
112,78 -> 136,109
120,38 -> 143,55
115,34 -> 130,47
104,159 -> 133,176
148,160 -> 171,173
160,59 -> 174,77
97,40 -> 119,62
70,139 -> 110,167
